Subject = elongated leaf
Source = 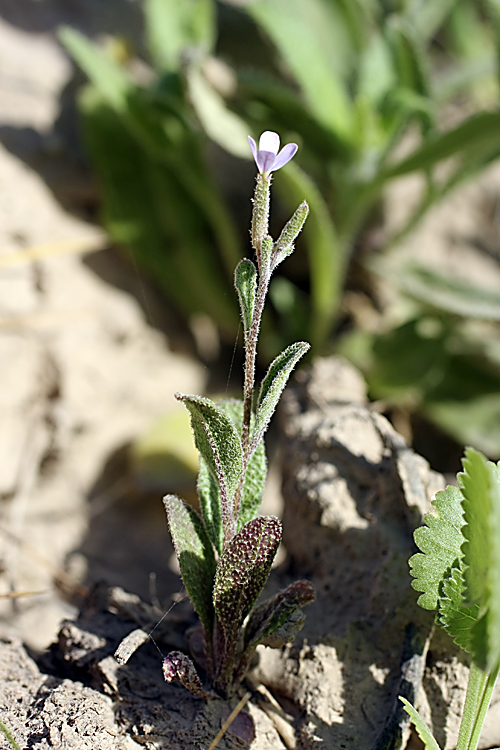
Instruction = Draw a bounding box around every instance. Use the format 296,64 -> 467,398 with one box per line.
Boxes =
145,0 -> 214,73
197,399 -> 267,554
187,67 -> 250,158
244,580 -> 315,650
163,650 -> 208,697
409,485 -> 465,610
235,260 -> 257,344
273,201 -> 309,269
164,495 -> 216,633
248,0 -> 352,137
176,394 -> 243,532
197,457 -> 223,556
399,698 -> 441,750
252,342 -> 310,452
213,516 -> 282,644
383,111 -> 500,178
59,28 -> 130,111
458,448 -> 500,669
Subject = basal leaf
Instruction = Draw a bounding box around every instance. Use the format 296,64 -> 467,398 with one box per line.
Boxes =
164,495 -> 216,633
409,485 -> 465,610
437,565 -> 479,652
244,580 -> 315,651
197,457 -> 223,556
213,516 -> 282,644
216,399 -> 267,533
163,650 -> 208,697
252,341 -> 310,452
176,394 -> 243,535
400,698 -> 441,750
458,448 -> 500,669
234,260 -> 257,345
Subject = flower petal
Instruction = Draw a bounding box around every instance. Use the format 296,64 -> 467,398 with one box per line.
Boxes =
272,143 -> 298,171
248,136 -> 258,165
259,131 -> 280,155
256,150 -> 276,175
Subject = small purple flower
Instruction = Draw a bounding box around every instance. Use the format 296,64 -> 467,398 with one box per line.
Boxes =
248,131 -> 298,176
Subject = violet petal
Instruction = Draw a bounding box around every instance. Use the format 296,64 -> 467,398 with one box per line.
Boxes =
272,143 -> 298,171
247,136 -> 258,165
256,150 -> 276,175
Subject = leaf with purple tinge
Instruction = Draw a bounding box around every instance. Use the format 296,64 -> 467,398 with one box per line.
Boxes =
163,651 -> 208,698
164,495 -> 216,634
244,579 -> 315,650
213,516 -> 282,645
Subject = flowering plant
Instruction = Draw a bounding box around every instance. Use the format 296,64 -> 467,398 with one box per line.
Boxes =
162,132 -> 314,697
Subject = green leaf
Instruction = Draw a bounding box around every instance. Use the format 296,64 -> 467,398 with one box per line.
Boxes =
197,458 -> 223,556
458,448 -> 500,669
213,516 -> 282,644
247,0 -> 352,138
382,111 -> 500,178
59,27 -> 131,111
252,341 -> 310,452
164,495 -> 216,633
273,201 -> 309,269
437,565 -> 479,652
243,580 -> 315,650
176,394 -> 242,536
399,698 -> 441,750
409,485 -> 465,610
382,262 -> 500,321
234,259 -> 257,345
187,67 -> 250,158
144,0 -> 215,73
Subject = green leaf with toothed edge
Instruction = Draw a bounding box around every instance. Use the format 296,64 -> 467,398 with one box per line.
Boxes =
197,399 -> 267,555
400,698 -> 441,750
409,484 -> 465,610
176,394 -> 242,532
437,564 -> 479,652
213,516 -> 282,644
251,341 -> 310,452
234,259 -> 257,344
164,495 -> 216,633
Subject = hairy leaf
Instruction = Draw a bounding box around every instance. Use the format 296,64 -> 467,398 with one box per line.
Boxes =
438,565 -> 479,652
164,495 -> 216,633
252,341 -> 310,452
197,458 -> 223,556
273,201 -> 309,269
213,516 -> 282,644
163,650 -> 208,697
235,260 -> 257,344
177,394 -> 243,534
244,580 -> 315,650
400,698 -> 441,750
409,485 -> 465,610
458,448 -> 500,669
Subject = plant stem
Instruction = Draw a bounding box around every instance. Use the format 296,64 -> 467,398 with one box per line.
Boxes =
466,662 -> 499,750
456,662 -> 490,750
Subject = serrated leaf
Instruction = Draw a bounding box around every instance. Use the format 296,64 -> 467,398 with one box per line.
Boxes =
176,394 -> 243,536
164,495 -> 216,633
437,565 -> 479,652
234,260 -> 257,344
251,341 -> 310,452
409,485 -> 465,610
163,650 -> 208,697
244,580 -> 315,650
458,448 -> 500,669
399,698 -> 441,750
213,516 -> 282,644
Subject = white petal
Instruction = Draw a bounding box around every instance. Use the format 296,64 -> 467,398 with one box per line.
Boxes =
259,131 -> 280,155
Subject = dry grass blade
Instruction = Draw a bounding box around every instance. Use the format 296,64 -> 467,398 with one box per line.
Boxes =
205,691 -> 252,750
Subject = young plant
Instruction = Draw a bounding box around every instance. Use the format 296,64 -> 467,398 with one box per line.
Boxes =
162,131 -> 315,697
403,446 -> 500,750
